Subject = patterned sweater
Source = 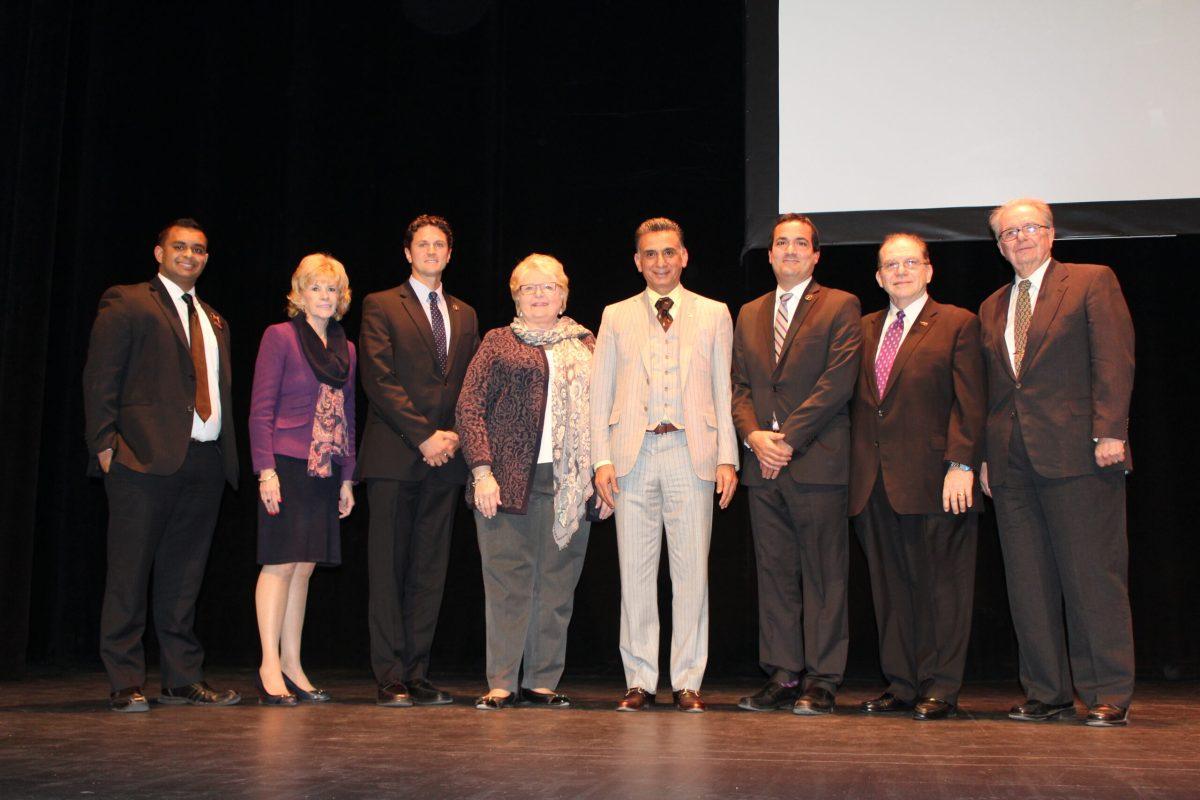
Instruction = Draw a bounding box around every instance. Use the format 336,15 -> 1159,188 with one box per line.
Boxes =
456,326 -> 595,515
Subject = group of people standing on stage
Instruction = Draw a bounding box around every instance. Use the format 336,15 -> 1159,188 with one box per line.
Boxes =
83,198 -> 1136,728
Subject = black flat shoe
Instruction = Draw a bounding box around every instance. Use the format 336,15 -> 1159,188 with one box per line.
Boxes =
793,686 -> 836,715
376,682 -> 413,707
860,692 -> 914,714
409,678 -> 453,706
159,681 -> 241,706
475,691 -> 517,710
282,672 -> 330,703
520,688 -> 571,708
739,681 -> 799,711
109,687 -> 150,713
1008,699 -> 1075,722
255,674 -> 298,706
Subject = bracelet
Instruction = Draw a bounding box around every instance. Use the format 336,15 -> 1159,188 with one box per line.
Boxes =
474,471 -> 494,482
258,471 -> 278,482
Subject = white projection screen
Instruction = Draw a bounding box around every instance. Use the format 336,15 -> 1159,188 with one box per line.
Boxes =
745,0 -> 1200,247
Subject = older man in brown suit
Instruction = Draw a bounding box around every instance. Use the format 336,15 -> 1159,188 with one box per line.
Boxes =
849,233 -> 986,721
732,213 -> 861,715
979,198 -> 1135,727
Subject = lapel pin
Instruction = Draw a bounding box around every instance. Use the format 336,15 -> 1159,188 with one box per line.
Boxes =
804,294 -> 814,301
208,311 -> 224,330
918,320 -> 929,327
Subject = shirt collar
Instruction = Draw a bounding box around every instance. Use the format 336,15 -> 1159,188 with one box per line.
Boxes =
889,291 -> 929,320
645,284 -> 683,313
157,273 -> 195,302
408,275 -> 443,305
776,277 -> 812,305
1014,258 -> 1051,292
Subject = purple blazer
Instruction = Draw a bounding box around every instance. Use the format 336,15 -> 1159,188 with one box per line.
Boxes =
249,322 -> 357,478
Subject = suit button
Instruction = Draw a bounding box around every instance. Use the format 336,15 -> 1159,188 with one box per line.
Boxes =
186,404 -> 194,413
873,441 -> 879,447
1015,381 -> 1022,389
1010,411 -> 1016,418
877,409 -> 884,417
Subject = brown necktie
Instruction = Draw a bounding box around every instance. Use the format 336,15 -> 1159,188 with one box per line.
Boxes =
182,293 -> 212,421
1013,279 -> 1032,375
655,296 -> 673,332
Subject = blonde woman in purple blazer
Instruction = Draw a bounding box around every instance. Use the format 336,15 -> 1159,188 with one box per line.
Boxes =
249,254 -> 357,705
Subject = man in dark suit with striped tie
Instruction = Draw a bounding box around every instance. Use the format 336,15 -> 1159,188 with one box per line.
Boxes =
979,198 -> 1135,727
731,214 -> 861,714
357,215 -> 479,707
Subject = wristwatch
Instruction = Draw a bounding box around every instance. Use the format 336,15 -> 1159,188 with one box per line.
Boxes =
948,461 -> 972,472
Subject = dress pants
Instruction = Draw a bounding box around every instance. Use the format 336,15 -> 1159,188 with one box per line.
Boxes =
367,472 -> 459,686
614,430 -> 713,693
991,420 -> 1134,709
100,441 -> 225,691
475,463 -> 590,694
747,478 -> 848,692
854,475 -> 977,705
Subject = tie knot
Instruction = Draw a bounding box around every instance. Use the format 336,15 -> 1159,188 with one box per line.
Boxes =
182,293 -> 195,308
428,291 -> 440,308
1018,279 -> 1032,292
780,292 -> 793,307
655,297 -> 673,313
896,308 -> 905,321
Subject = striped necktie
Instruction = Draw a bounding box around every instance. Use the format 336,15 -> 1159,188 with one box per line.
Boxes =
774,292 -> 793,362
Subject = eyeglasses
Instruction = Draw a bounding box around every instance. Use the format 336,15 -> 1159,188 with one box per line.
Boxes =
997,223 -> 1050,242
879,258 -> 928,272
518,283 -> 559,296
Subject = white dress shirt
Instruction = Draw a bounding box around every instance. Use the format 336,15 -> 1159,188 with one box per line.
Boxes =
157,273 -> 221,441
775,277 -> 812,333
874,291 -> 929,360
1004,258 -> 1050,370
408,275 -> 452,341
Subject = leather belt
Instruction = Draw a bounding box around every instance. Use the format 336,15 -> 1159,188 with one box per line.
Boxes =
650,423 -> 680,435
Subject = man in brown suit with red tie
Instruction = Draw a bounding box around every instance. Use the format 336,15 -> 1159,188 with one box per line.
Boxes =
83,219 -> 241,712
732,213 -> 861,714
849,233 -> 986,721
979,198 -> 1135,727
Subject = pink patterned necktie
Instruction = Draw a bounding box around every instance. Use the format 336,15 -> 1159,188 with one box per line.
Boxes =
874,309 -> 905,400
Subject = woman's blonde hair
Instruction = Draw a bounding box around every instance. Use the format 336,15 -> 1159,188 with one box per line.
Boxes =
509,253 -> 568,314
286,253 -> 352,320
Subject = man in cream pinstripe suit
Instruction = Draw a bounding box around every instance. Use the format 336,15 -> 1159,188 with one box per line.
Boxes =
592,217 -> 739,713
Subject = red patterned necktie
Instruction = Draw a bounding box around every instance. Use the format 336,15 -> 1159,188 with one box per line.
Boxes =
655,296 -> 673,332
874,309 -> 905,400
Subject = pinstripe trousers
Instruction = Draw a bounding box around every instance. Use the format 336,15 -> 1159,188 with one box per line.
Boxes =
615,430 -> 714,693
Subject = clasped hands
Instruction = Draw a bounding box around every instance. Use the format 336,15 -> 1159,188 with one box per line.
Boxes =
419,430 -> 460,467
747,430 -> 793,480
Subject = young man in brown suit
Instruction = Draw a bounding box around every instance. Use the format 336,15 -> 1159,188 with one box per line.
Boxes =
849,233 -> 986,721
979,198 -> 1135,727
731,213 -> 862,715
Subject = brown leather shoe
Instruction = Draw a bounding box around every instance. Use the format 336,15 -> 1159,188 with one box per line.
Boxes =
673,689 -> 706,713
616,687 -> 655,711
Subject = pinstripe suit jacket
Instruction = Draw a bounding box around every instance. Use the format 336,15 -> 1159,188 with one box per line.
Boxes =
590,287 -> 739,481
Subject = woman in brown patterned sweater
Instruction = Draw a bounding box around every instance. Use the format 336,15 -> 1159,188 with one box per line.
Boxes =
456,253 -> 611,710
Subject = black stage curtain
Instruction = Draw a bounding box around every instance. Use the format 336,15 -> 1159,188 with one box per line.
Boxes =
2,1 -> 1196,684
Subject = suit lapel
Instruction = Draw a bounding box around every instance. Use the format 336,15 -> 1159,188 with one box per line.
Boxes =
991,285 -> 1017,382
638,293 -> 654,376
773,281 -> 819,376
446,292 -> 468,370
1020,260 -> 1067,377
151,278 -> 190,354
676,289 -> 696,388
397,283 -> 440,374
195,297 -> 229,382
880,299 -> 937,401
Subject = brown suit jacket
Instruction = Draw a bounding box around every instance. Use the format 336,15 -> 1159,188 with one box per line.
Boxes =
82,277 -> 238,487
732,281 -> 862,487
979,260 -> 1134,485
848,298 -> 986,517
355,282 -> 479,483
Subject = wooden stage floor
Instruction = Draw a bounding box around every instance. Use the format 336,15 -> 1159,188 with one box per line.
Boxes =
1,671 -> 1197,799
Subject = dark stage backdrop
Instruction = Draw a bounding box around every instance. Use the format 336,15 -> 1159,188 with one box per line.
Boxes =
3,2 -> 1197,685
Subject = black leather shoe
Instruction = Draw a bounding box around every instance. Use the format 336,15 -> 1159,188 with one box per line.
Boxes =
793,686 -> 836,715
159,681 -> 241,706
282,672 -> 329,703
255,674 -> 298,706
408,678 -> 453,706
738,681 -> 799,711
673,689 -> 706,712
616,687 -> 655,711
376,682 -> 414,707
109,687 -> 149,713
1085,704 -> 1129,727
474,691 -> 517,710
913,697 -> 956,721
520,688 -> 570,708
1008,699 -> 1075,722
859,692 -> 913,714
